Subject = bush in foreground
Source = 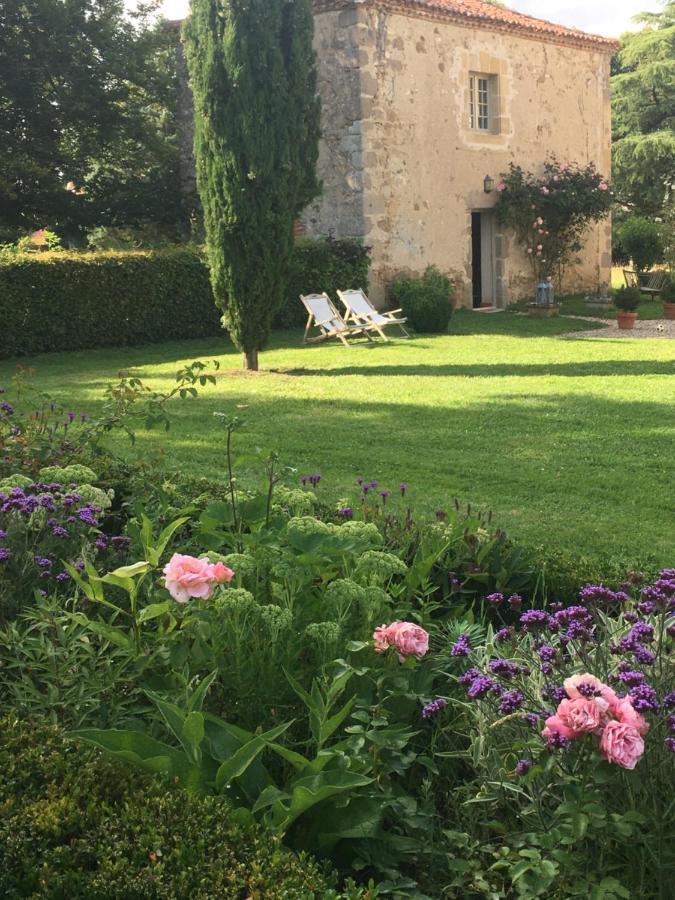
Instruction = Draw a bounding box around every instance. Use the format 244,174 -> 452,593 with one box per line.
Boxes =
0,717 -> 334,899
390,265 -> 454,333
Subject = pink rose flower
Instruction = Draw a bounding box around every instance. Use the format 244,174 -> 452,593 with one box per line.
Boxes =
527,247 -> 533,254
611,696 -> 650,736
563,673 -> 618,707
211,561 -> 235,584
496,182 -> 506,192
599,721 -> 645,769
541,186 -> 550,195
542,714 -> 576,741
599,182 -> 609,190
162,553 -> 233,603
556,697 -> 607,736
373,621 -> 429,661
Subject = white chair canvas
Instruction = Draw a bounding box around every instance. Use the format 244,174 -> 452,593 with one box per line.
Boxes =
337,289 -> 410,341
300,293 -> 371,347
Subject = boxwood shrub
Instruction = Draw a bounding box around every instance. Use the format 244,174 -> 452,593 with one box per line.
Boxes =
390,265 -> 454,333
0,239 -> 371,358
0,717 -> 334,899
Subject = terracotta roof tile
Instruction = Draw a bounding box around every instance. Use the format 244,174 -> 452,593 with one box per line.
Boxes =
315,1 -> 619,51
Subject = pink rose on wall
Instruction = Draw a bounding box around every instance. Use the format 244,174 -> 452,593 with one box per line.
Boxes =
599,721 -> 645,769
373,621 -> 429,662
496,182 -> 506,192
163,553 -> 234,603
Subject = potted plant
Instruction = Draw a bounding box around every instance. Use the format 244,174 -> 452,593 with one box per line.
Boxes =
661,275 -> 675,320
613,285 -> 641,330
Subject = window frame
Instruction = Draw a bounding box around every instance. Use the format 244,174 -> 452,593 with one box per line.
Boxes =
469,73 -> 499,134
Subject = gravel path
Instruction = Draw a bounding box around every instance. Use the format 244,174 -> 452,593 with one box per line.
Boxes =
562,314 -> 675,340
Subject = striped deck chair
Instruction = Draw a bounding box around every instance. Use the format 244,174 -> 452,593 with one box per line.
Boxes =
300,293 -> 371,347
337,289 -> 410,341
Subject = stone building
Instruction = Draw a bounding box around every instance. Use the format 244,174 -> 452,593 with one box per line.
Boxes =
174,0 -> 618,307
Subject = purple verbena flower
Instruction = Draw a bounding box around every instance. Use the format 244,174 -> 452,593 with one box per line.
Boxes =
495,627 -> 512,642
489,659 -> 523,680
486,592 -> 504,607
451,633 -> 472,657
457,667 -> 482,686
499,690 -> 525,714
628,683 -> 659,712
519,609 -> 548,631
0,548 -> 12,562
508,594 -> 523,610
337,507 -> 353,519
422,698 -> 448,719
51,526 -> 68,539
55,572 -> 70,584
515,759 -> 532,776
545,731 -> 571,751
399,482 -> 408,496
467,676 -> 494,700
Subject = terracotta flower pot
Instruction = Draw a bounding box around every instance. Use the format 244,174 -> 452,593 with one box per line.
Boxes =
617,311 -> 637,330
663,303 -> 675,321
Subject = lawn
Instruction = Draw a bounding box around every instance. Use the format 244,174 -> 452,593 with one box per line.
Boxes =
2,309 -> 674,562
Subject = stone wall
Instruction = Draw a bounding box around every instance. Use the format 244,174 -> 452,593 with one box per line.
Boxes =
306,3 -> 613,306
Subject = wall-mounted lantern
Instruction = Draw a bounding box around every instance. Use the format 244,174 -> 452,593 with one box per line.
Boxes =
483,174 -> 495,194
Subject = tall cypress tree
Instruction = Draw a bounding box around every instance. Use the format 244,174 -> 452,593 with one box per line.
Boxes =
184,0 -> 321,370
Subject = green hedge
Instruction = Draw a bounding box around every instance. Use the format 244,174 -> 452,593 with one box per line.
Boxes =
276,237 -> 371,328
0,240 -> 371,358
0,717 -> 333,898
390,265 -> 454,333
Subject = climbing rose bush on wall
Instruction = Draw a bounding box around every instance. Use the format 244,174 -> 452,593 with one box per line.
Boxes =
495,158 -> 612,287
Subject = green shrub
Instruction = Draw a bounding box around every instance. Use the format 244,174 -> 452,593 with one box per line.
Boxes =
0,717 -> 334,899
613,285 -> 641,311
0,240 -> 371,357
0,248 -> 220,358
661,275 -> 675,303
619,217 -> 663,272
277,237 -> 371,328
390,265 -> 454,333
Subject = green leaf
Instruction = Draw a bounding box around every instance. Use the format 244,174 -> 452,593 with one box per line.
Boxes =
187,671 -> 218,713
69,728 -> 205,794
320,696 -> 356,746
214,721 -> 291,793
110,561 -> 152,578
181,711 -> 205,764
155,516 -> 190,559
68,614 -> 133,650
273,770 -> 373,832
138,601 -> 172,623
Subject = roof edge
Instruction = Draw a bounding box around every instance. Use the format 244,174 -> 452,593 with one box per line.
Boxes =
313,0 -> 620,53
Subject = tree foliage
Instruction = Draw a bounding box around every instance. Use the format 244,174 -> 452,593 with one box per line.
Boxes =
0,0 -> 185,240
496,159 -> 612,287
612,1 -> 675,215
184,0 -> 321,369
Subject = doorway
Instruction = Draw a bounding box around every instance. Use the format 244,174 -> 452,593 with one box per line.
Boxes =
471,211 -> 496,307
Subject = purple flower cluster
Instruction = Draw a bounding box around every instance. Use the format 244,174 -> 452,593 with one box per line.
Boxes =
579,584 -> 629,606
300,473 -> 321,487
498,690 -> 525,714
489,658 -> 525,680
337,507 -> 354,519
422,697 -> 448,719
451,633 -> 472,657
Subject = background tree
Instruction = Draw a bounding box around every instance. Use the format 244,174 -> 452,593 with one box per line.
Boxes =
612,1 -> 675,216
0,0 -> 185,241
184,0 -> 321,371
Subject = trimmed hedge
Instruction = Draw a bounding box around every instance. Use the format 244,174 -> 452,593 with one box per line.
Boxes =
0,717 -> 334,899
0,240 -> 371,358
276,237 -> 371,328
390,265 -> 454,333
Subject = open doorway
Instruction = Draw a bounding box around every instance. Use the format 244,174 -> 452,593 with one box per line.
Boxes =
471,211 -> 496,307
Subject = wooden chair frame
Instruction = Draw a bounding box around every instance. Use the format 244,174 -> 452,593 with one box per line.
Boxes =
623,269 -> 668,298
337,288 -> 411,342
300,293 -> 372,347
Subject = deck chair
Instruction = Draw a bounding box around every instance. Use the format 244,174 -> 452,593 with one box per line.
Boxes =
300,293 -> 370,347
337,289 -> 410,341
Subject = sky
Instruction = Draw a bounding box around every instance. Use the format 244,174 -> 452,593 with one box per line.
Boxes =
154,0 -> 652,37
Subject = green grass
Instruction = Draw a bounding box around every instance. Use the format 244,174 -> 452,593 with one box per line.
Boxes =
558,295 -> 666,320
2,309 -> 674,562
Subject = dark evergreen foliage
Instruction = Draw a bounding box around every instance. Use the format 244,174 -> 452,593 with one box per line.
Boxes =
184,0 -> 321,369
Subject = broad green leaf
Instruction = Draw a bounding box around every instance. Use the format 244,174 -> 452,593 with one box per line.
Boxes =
110,561 -> 152,578
320,696 -> 356,746
138,601 -> 172,623
214,721 -> 291,792
155,516 -> 190,558
101,573 -> 135,594
252,784 -> 292,814
181,711 -> 205,764
274,770 -> 373,831
69,614 -> 133,650
69,728 -> 204,794
187,671 -> 218,713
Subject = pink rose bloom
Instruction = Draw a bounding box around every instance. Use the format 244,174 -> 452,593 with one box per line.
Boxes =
542,714 -> 576,741
537,244 -> 543,250
556,697 -> 607,736
373,623 -> 393,653
373,621 -> 429,661
496,182 -> 506,192
612,696 -> 650,736
564,673 -> 618,707
211,561 -> 235,584
599,182 -> 609,190
163,553 -> 231,603
541,186 -> 550,195
599,721 -> 644,769
527,247 -> 533,254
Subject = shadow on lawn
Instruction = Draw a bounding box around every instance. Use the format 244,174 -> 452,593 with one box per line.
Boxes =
280,360 -> 675,378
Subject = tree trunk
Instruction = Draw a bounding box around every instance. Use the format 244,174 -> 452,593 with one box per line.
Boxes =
243,349 -> 259,371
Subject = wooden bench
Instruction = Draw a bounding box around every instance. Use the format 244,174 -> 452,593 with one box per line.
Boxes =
623,269 -> 669,298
